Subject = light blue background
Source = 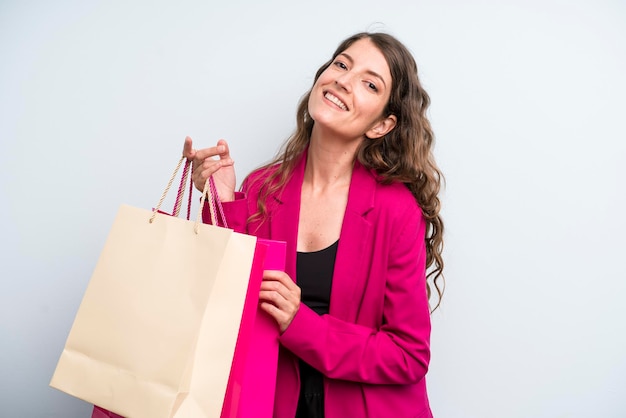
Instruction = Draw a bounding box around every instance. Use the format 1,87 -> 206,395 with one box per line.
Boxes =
1,1 -> 625,417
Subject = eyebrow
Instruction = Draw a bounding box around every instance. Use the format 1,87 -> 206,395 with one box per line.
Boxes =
338,52 -> 388,89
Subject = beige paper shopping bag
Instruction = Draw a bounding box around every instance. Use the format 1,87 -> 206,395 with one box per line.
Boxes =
50,157 -> 257,418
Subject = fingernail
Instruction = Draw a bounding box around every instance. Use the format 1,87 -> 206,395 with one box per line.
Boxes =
217,145 -> 225,152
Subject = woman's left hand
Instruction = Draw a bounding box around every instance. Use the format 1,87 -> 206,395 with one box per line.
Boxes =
259,270 -> 301,333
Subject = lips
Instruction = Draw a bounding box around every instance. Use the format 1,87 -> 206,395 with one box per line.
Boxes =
324,91 -> 348,111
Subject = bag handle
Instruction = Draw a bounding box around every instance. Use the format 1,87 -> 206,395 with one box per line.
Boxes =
150,155 -> 228,234
196,176 -> 228,233
150,155 -> 193,223
151,156 -> 185,222
208,176 -> 228,229
172,158 -> 193,219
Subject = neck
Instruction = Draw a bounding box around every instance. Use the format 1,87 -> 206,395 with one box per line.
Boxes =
305,126 -> 362,188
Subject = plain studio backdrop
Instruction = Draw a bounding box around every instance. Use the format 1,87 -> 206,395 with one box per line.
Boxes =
1,0 -> 625,417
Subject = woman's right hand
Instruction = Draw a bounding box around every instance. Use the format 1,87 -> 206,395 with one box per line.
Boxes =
182,136 -> 236,202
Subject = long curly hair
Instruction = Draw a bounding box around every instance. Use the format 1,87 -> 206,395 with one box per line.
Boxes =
245,32 -> 445,311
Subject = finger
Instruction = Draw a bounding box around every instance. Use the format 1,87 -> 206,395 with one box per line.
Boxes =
182,136 -> 195,160
198,158 -> 234,177
259,298 -> 298,333
193,141 -> 230,162
259,278 -> 289,298
191,153 -> 231,178
259,301 -> 290,319
259,288 -> 284,305
259,302 -> 287,330
263,270 -> 298,291
259,301 -> 280,317
193,159 -> 234,188
263,270 -> 292,283
260,279 -> 300,307
259,289 -> 297,319
215,139 -> 231,160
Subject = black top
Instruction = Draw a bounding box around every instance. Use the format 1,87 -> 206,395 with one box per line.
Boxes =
295,240 -> 338,418
297,240 -> 338,315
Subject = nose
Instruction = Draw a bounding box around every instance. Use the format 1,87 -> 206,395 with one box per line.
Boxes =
335,71 -> 354,92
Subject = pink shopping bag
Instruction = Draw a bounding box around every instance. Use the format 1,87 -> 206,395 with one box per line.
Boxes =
92,406 -> 124,418
221,238 -> 286,418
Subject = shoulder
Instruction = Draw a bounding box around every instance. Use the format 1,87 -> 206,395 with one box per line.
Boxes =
351,162 -> 423,223
376,180 -> 418,209
369,170 -> 422,216
367,176 -> 425,239
241,164 -> 280,194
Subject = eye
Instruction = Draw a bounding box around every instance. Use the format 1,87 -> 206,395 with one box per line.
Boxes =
367,81 -> 378,92
333,60 -> 348,70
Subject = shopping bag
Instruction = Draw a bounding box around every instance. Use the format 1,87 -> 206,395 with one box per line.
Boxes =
51,156 -> 259,418
92,405 -> 124,418
201,175 -> 286,418
221,238 -> 286,418
89,238 -> 269,418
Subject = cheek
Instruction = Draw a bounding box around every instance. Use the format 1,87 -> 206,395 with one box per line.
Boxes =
307,91 -> 318,117
307,78 -> 331,118
360,98 -> 387,120
316,68 -> 333,84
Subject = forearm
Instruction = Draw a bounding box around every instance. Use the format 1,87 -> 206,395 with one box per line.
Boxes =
279,304 -> 430,385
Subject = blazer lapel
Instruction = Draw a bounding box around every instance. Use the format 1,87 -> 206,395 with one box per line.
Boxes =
329,161 -> 377,322
267,153 -> 307,278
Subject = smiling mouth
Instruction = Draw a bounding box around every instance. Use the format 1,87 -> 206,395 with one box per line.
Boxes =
324,92 -> 348,111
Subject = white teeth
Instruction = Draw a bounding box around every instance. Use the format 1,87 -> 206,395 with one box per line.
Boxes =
325,92 -> 348,110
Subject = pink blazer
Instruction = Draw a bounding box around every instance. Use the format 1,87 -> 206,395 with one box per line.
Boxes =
215,152 -> 433,418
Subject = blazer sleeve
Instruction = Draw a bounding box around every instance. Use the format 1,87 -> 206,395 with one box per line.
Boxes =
201,188 -> 252,234
201,170 -> 273,233
278,203 -> 431,385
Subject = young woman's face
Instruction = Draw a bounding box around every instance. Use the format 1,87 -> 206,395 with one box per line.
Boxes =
308,38 -> 395,141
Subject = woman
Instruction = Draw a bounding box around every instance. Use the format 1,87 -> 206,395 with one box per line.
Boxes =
184,31 -> 444,418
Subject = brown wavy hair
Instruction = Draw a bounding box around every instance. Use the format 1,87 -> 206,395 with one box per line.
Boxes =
245,32 -> 445,311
